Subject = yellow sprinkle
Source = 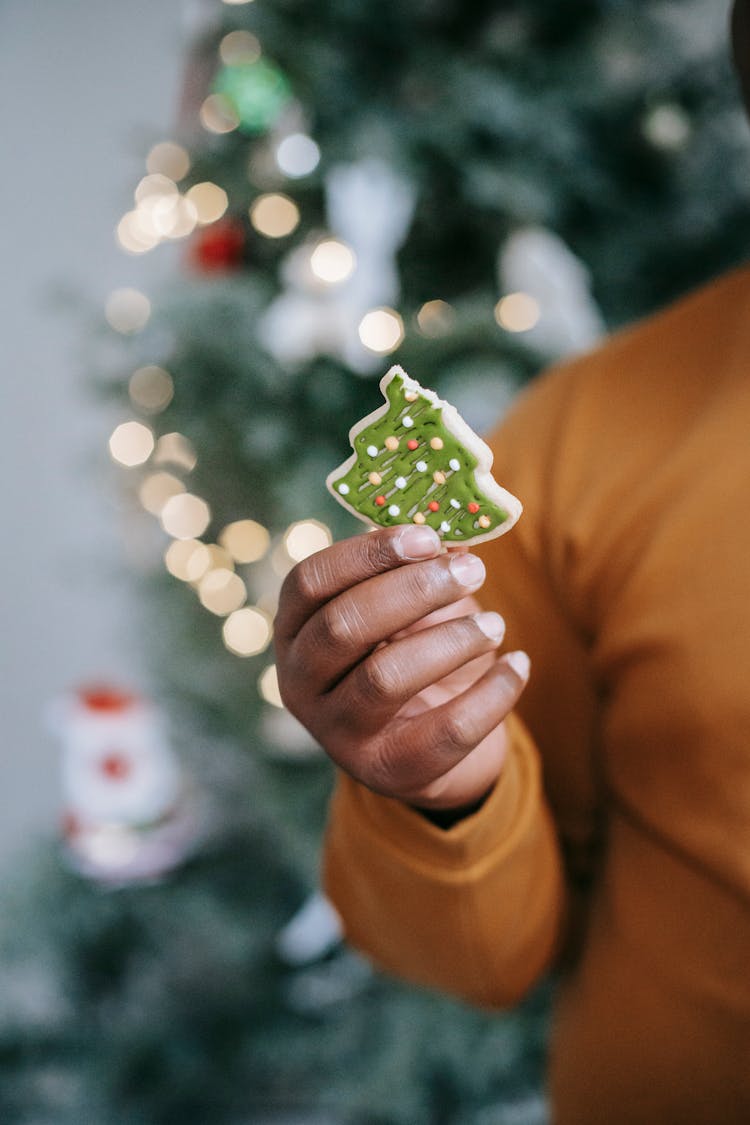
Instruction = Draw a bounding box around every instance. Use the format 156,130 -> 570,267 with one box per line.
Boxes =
412,512 -> 426,525
430,436 -> 444,450
433,470 -> 446,485
478,515 -> 491,528
384,436 -> 399,451
368,471 -> 382,486
404,390 -> 419,402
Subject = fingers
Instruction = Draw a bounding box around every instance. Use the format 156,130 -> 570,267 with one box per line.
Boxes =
289,551 -> 489,693
357,651 -> 530,798
330,610 -> 507,725
275,525 -> 442,644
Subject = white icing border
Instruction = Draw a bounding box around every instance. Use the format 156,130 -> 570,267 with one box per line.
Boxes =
326,364 -> 523,546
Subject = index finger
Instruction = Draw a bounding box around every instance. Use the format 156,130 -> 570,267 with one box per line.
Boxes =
275,524 -> 441,643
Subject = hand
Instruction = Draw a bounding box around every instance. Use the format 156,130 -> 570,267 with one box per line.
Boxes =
274,524 -> 530,812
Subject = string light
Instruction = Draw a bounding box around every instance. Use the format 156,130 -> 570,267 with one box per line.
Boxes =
358,307 -> 404,354
275,133 -> 321,178
200,93 -> 240,135
198,569 -> 247,616
138,471 -> 185,515
219,30 -> 261,65
116,211 -> 160,254
222,0 -> 255,5
417,299 -> 455,337
154,433 -> 197,472
160,493 -> 211,539
310,239 -> 356,284
258,664 -> 283,707
185,182 -> 229,225
283,520 -> 332,562
108,421 -> 155,467
219,519 -> 270,563
642,103 -> 691,150
135,173 -> 178,206
199,544 -> 235,575
128,365 -> 174,413
164,539 -> 210,582
146,141 -> 191,182
161,197 -> 199,239
494,292 -> 540,332
105,288 -> 151,334
249,193 -> 300,237
222,606 -> 272,656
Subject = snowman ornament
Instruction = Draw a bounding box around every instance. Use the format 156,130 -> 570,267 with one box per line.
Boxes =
52,687 -> 202,885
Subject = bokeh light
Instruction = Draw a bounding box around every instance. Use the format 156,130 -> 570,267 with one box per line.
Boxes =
358,307 -> 404,354
222,606 -> 273,656
258,664 -> 283,707
138,472 -> 185,516
276,133 -> 321,177
164,539 -> 211,582
219,519 -> 270,563
108,421 -> 155,467
198,569 -> 247,616
128,365 -> 174,413
219,30 -> 261,65
249,193 -> 300,237
310,239 -> 356,284
154,433 -> 197,472
417,299 -> 455,337
116,211 -> 160,254
283,519 -> 332,562
105,288 -> 151,334
494,292 -> 540,332
146,141 -> 191,182
200,93 -> 240,134
160,493 -> 211,539
185,182 -> 229,225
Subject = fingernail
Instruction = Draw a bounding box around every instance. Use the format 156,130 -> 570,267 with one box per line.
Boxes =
395,525 -> 441,560
474,611 -> 505,643
505,650 -> 531,680
449,553 -> 485,587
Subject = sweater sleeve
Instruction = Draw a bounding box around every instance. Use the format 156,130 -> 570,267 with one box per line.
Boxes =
322,358 -> 601,1008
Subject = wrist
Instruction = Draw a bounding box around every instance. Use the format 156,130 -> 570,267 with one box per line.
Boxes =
410,785 -> 495,829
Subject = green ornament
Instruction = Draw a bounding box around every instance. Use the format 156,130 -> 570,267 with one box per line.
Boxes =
213,59 -> 292,134
326,366 -> 522,545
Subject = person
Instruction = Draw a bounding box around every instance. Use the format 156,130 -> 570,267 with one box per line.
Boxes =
274,4 -> 750,1121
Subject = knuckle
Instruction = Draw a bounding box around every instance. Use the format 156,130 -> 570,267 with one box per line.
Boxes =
365,529 -> 401,572
358,651 -> 402,704
365,738 -> 403,798
439,709 -> 477,756
281,560 -> 317,612
317,600 -> 360,650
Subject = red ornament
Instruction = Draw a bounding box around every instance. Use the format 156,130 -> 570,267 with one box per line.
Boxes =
407,439 -> 419,450
188,217 -> 245,272
100,753 -> 132,781
468,502 -> 480,514
375,495 -> 386,506
428,500 -> 440,512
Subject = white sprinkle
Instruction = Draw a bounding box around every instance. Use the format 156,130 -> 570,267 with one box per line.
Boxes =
450,498 -> 461,509
367,445 -> 378,457
440,521 -> 451,532
395,476 -> 407,489
415,460 -> 427,472
449,458 -> 460,472
388,504 -> 400,516
338,483 -> 350,495
402,416 -> 414,428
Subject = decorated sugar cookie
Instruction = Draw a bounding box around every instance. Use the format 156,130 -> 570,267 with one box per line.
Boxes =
326,365 -> 522,545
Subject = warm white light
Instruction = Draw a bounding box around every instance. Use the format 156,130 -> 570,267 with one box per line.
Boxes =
146,141 -> 191,182
116,211 -> 160,254
154,433 -> 197,472
135,174 -> 178,206
643,104 -> 691,150
249,193 -> 300,238
105,288 -> 151,334
276,133 -> 321,178
219,519 -> 270,563
185,182 -> 229,225
222,0 -> 255,5
310,239 -> 356,284
494,292 -> 540,333
198,568 -> 247,616
160,493 -> 211,539
283,520 -> 332,562
128,365 -> 174,413
138,472 -> 185,515
162,197 -> 199,240
200,94 -> 240,135
219,30 -> 261,65
222,606 -> 272,656
417,299 -> 455,337
108,421 -> 154,467
358,308 -> 404,354
164,539 -> 211,582
258,664 -> 283,707
200,544 -> 235,575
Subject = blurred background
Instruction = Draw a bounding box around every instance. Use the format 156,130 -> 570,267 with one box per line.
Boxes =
1,0 -> 747,1122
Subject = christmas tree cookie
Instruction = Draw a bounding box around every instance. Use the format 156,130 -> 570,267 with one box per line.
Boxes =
326,366 -> 522,545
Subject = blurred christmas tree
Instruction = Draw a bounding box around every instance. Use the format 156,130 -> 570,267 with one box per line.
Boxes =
3,1 -> 750,1122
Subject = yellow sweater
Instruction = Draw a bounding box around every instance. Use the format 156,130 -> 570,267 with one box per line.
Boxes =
323,268 -> 750,1124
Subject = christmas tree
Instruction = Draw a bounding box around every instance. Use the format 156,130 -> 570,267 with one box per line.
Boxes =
3,1 -> 750,1122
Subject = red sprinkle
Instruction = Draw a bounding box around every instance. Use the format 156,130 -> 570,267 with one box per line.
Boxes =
428,501 -> 440,512
468,502 -> 480,514
375,495 -> 386,506
407,439 -> 419,450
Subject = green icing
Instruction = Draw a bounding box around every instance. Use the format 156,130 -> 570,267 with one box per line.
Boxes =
329,373 -> 508,541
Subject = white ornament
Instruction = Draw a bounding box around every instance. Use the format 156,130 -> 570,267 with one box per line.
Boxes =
366,444 -> 378,456
338,482 -> 350,494
450,498 -> 461,509
388,504 -> 400,516
415,460 -> 427,472
449,458 -> 461,471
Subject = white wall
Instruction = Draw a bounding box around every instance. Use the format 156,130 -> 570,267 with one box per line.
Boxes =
0,0 -> 187,859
